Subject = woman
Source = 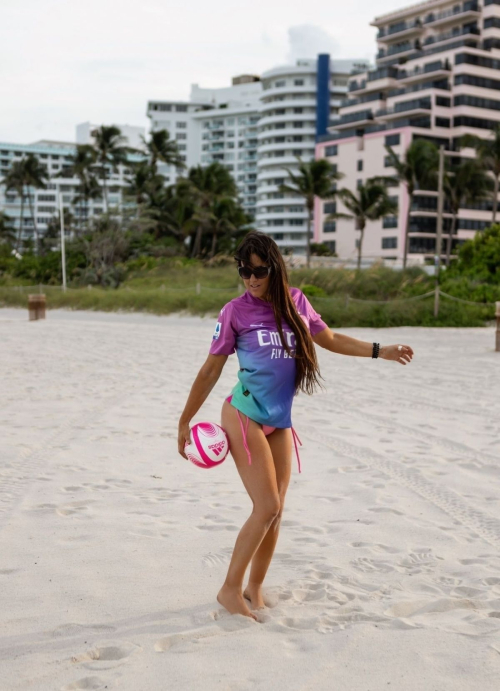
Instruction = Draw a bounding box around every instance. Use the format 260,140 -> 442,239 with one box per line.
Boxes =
178,231 -> 413,622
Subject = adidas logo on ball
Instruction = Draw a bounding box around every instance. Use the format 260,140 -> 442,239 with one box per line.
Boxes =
208,441 -> 226,456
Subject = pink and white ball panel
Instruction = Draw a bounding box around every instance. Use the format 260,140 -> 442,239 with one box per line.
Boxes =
185,422 -> 229,469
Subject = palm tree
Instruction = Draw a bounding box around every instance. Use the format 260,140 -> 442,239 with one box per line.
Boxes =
279,158 -> 343,268
328,179 -> 398,270
60,144 -> 98,230
460,124 -> 500,224
382,139 -> 439,269
125,162 -> 165,219
208,198 -> 249,257
2,161 -> 25,251
182,163 -> 238,258
72,174 -> 102,234
443,159 -> 492,266
21,154 -> 47,255
142,129 -> 185,174
0,211 -> 16,246
91,125 -> 129,213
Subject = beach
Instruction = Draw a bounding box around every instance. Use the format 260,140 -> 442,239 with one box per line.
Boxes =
1,307 -> 500,691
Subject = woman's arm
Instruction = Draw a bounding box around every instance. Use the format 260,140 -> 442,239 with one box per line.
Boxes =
178,353 -> 228,459
311,327 -> 413,364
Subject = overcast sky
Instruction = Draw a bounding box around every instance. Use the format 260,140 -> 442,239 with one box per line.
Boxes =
1,0 -> 408,145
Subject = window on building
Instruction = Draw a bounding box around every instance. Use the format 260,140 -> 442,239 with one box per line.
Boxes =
385,134 -> 400,147
357,160 -> 363,172
357,179 -> 363,189
325,145 -> 338,156
324,202 -> 336,214
436,96 -> 451,107
176,105 -> 188,112
176,122 -> 187,128
323,222 -> 336,233
294,79 -> 304,86
176,133 -> 187,140
384,154 -> 399,167
292,121 -> 303,128
435,117 -> 451,128
382,237 -> 398,249
275,80 -> 286,87
383,216 -> 398,228
294,108 -> 303,113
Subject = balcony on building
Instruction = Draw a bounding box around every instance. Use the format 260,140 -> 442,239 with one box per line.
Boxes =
329,109 -> 376,131
377,39 -> 422,63
348,66 -> 399,95
423,24 -> 480,50
398,59 -> 451,85
375,97 -> 432,121
423,2 -> 480,29
377,18 -> 424,42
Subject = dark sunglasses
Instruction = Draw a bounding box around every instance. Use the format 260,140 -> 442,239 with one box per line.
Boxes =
237,264 -> 271,280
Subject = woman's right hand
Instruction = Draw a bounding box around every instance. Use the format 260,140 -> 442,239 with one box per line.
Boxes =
178,420 -> 192,460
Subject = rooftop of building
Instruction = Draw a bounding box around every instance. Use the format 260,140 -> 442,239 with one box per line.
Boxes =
371,0 -> 468,25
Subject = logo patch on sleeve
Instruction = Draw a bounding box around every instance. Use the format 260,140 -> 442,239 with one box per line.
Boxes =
213,322 -> 222,340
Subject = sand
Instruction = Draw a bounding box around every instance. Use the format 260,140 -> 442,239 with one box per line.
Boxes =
1,306 -> 500,691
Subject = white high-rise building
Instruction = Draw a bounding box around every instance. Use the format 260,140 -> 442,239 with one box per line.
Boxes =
256,57 -> 369,253
147,58 -> 370,249
147,77 -> 262,219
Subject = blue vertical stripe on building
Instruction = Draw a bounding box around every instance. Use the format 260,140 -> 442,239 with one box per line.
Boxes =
316,54 -> 330,139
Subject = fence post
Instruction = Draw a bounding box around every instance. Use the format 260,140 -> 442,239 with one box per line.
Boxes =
434,285 -> 440,318
496,302 -> 500,353
196,282 -> 201,295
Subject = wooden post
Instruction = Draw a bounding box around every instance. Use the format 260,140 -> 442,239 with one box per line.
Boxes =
28,294 -> 46,321
496,301 -> 500,352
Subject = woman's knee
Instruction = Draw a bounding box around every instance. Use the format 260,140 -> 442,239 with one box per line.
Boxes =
253,498 -> 281,524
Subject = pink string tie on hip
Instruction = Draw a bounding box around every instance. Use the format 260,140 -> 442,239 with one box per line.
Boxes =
235,410 -> 303,473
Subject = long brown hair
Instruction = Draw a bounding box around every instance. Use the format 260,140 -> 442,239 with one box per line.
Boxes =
234,231 -> 323,395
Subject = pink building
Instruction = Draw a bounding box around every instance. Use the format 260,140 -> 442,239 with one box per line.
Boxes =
315,0 -> 500,264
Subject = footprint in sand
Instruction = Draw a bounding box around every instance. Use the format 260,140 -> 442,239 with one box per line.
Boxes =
71,642 -> 141,670
351,557 -> 394,574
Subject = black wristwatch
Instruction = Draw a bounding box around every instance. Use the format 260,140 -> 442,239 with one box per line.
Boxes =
372,342 -> 380,359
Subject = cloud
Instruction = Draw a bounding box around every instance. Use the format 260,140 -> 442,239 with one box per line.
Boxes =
287,25 -> 338,62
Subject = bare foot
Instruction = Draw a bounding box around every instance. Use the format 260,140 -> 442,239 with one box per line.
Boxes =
243,583 -> 266,610
217,584 -> 258,621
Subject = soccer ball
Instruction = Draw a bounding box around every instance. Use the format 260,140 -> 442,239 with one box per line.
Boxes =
185,422 -> 229,469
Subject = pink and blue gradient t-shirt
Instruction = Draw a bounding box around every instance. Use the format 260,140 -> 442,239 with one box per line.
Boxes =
209,287 -> 328,429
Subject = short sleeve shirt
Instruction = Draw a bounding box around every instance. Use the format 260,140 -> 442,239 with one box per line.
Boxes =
209,287 -> 328,428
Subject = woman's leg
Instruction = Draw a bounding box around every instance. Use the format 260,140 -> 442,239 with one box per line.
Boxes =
244,427 -> 292,609
217,400 -> 281,620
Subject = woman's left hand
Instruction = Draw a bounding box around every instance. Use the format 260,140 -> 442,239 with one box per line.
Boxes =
380,344 -> 414,365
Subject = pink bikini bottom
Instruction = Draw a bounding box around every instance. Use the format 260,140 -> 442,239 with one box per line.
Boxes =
225,395 -> 302,473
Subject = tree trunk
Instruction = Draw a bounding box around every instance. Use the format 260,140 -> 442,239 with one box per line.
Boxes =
306,208 -> 312,269
357,225 -> 364,271
27,188 -> 39,256
493,174 -> 499,224
210,232 -> 217,258
15,188 -> 25,252
445,213 -> 457,267
102,165 -> 108,214
403,192 -> 412,270
191,225 -> 202,258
